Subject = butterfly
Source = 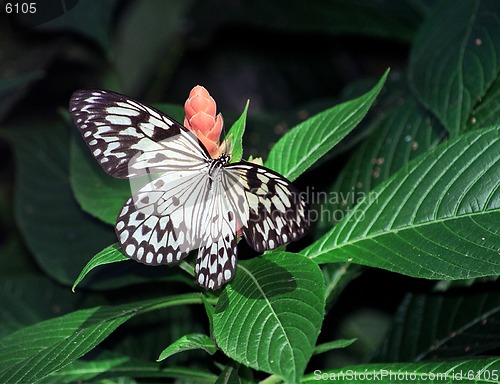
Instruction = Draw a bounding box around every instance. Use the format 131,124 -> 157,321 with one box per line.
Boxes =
69,89 -> 309,289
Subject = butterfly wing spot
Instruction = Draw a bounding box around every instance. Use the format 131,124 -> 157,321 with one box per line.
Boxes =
106,115 -> 132,126
141,224 -> 152,236
126,243 -> 136,255
106,106 -> 141,117
119,230 -> 130,244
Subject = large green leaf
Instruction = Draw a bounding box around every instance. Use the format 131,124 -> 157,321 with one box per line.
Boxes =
0,294 -> 204,384
213,252 -> 325,383
265,70 -> 388,181
304,126 -> 500,280
316,95 -> 444,235
373,291 -> 500,362
409,0 -> 500,137
2,123 -> 115,285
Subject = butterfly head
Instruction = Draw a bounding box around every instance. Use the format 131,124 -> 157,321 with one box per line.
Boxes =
218,152 -> 230,165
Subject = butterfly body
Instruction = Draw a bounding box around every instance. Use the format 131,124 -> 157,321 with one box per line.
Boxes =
70,89 -> 309,289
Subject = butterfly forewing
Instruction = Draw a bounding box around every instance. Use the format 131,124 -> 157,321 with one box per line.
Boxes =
70,89 -> 208,178
70,89 -> 309,290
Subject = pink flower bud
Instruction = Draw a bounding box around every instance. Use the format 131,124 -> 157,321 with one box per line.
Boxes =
184,85 -> 223,158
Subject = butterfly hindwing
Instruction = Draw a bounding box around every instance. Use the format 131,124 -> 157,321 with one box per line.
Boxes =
195,180 -> 239,289
225,163 -> 309,252
115,169 -> 210,265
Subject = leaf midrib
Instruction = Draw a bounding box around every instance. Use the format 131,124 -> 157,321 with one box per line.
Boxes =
238,264 -> 296,379
308,206 -> 500,261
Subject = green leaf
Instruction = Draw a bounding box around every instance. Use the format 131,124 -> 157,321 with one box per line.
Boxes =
467,73 -> 500,131
0,234 -> 38,278
409,0 -> 500,137
0,294 -> 204,384
0,70 -> 44,119
43,356 -> 217,383
2,123 -> 115,285
42,353 -> 131,384
157,333 -> 217,361
315,95 -> 444,235
201,294 -> 215,339
71,243 -> 192,291
374,291 -> 500,362
265,69 -> 388,181
215,364 -> 241,384
322,263 -> 362,311
303,357 -> 500,383
304,126 -> 500,280
226,100 -> 249,163
72,243 -> 128,291
0,275 -> 101,338
313,339 -> 357,356
213,252 -> 325,383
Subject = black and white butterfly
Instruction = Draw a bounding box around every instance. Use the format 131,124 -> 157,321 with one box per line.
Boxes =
70,89 -> 309,289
